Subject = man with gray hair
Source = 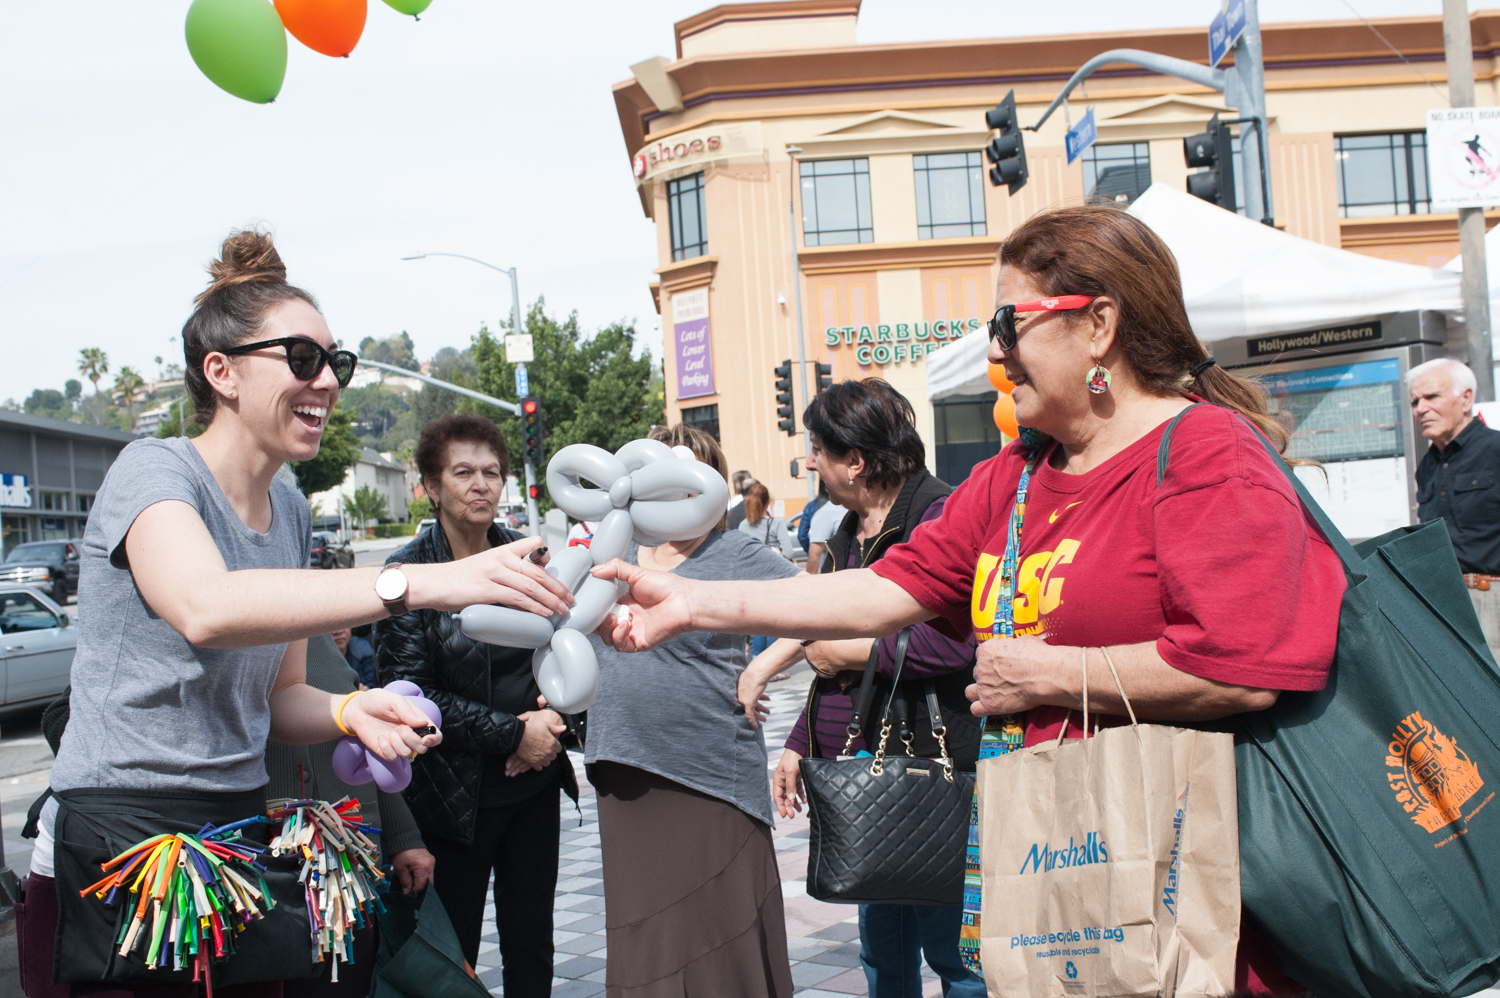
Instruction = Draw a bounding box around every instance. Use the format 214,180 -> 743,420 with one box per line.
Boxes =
1410,357 -> 1500,658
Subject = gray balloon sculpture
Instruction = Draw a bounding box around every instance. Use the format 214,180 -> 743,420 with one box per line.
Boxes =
455,438 -> 729,713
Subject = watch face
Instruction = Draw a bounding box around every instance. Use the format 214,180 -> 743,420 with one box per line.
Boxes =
376,568 -> 407,601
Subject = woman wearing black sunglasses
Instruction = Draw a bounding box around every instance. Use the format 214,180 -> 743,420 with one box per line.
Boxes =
18,229 -> 573,998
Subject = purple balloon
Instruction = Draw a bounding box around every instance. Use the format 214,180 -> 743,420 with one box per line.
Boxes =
384,680 -> 422,698
331,737 -> 372,785
366,751 -> 412,793
411,695 -> 441,729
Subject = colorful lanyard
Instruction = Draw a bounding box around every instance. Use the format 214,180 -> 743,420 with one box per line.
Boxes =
959,428 -> 1046,974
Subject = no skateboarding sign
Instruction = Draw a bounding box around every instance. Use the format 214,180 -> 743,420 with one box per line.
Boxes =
1427,107 -> 1500,210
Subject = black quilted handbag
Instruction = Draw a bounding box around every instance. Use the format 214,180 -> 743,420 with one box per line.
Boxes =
799,629 -> 976,905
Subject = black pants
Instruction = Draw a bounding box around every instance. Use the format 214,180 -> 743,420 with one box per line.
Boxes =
425,784 -> 560,998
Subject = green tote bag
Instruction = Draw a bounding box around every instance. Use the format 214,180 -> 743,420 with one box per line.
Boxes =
370,887 -> 491,998
1159,406 -> 1500,998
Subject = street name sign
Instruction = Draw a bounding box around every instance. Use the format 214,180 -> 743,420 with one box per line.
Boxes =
1209,0 -> 1246,68
1065,108 -> 1097,166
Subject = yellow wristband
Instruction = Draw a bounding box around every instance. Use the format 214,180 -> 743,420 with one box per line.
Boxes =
335,690 -> 362,736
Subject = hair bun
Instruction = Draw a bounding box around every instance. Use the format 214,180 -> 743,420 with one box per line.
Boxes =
196,228 -> 287,305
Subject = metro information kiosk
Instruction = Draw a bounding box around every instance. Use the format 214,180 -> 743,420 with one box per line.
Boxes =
1211,310 -> 1447,542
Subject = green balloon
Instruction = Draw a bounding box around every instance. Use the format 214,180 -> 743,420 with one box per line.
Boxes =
381,0 -> 433,16
185,0 -> 288,104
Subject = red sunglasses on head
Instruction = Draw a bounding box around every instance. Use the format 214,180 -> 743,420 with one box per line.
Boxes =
987,296 -> 1096,350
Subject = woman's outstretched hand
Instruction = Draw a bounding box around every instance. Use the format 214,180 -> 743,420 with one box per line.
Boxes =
342,688 -> 443,762
411,535 -> 573,618
589,559 -> 693,652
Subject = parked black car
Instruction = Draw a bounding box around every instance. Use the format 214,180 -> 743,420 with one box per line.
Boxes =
310,531 -> 354,569
0,539 -> 81,601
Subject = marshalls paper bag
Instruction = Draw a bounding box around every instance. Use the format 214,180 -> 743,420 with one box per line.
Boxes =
977,700 -> 1239,998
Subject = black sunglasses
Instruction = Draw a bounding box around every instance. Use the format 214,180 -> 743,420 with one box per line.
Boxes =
987,296 -> 1097,350
222,337 -> 358,388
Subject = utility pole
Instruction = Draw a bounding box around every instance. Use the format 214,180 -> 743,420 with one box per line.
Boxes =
1444,0 -> 1496,402
786,146 -> 815,504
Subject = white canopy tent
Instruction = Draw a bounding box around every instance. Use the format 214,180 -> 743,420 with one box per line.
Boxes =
927,183 -> 1462,400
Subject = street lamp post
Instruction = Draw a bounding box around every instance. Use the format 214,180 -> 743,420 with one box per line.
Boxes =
401,252 -> 541,533
785,146 -> 815,505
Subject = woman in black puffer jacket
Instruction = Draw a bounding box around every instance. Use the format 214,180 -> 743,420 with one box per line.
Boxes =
376,414 -> 578,998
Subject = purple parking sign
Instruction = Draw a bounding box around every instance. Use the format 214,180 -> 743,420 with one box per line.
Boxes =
673,288 -> 716,399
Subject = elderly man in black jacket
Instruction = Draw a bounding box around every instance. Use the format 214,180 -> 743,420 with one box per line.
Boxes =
376,414 -> 579,998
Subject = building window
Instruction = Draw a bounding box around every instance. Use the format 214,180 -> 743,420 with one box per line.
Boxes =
914,152 -> 987,239
1082,142 -> 1152,206
934,392 -> 1005,485
667,172 -> 708,262
680,403 -> 720,442
800,159 -> 873,246
40,491 -> 69,512
1335,132 -> 1429,218
40,517 -> 69,541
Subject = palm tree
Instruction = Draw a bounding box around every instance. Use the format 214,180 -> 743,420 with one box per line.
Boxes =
78,348 -> 109,395
77,348 -> 109,425
114,366 -> 145,429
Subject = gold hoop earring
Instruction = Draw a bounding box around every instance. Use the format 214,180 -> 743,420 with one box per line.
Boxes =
1086,362 -> 1112,395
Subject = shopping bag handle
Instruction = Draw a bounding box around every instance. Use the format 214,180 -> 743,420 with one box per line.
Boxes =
1054,647 -> 1138,746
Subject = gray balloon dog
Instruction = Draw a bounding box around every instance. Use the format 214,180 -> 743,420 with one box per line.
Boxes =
456,438 -> 729,713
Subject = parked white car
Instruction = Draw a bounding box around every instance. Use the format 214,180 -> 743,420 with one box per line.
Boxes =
0,586 -> 74,713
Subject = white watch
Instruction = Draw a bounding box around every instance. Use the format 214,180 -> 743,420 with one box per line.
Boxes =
376,566 -> 410,615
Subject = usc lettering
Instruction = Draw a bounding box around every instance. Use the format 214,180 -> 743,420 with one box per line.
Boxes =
971,540 -> 1081,636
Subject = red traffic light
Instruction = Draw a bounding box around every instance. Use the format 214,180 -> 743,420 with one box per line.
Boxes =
528,484 -> 540,499
522,399 -> 538,415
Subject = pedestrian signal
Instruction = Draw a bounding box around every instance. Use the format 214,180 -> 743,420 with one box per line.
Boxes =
1184,120 -> 1237,211
816,363 -> 833,394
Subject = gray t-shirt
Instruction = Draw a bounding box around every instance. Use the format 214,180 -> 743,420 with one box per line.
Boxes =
586,530 -> 799,825
49,436 -> 311,798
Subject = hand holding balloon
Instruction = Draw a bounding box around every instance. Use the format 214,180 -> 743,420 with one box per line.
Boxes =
457,438 -> 728,711
332,681 -> 442,793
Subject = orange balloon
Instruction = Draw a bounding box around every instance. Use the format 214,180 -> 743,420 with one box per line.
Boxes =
275,0 -> 367,57
987,363 -> 1014,394
993,394 -> 1019,439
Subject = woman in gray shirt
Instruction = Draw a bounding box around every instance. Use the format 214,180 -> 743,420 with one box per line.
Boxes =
586,424 -> 800,998
19,229 -> 570,998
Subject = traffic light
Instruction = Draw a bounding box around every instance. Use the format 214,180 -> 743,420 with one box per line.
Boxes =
1184,120 -> 1236,211
816,362 -> 833,394
774,360 -> 795,436
528,483 -> 541,501
520,395 -> 545,466
984,90 -> 1029,194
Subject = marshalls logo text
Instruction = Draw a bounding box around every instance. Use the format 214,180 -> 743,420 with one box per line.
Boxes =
1019,832 -> 1108,874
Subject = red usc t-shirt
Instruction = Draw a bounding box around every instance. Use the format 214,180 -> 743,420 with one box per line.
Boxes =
873,403 -> 1345,741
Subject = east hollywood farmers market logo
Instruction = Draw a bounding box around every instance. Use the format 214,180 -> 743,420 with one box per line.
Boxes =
1385,710 -> 1489,842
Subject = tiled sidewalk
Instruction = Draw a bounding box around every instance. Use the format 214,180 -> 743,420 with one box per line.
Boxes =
470,672 -> 942,997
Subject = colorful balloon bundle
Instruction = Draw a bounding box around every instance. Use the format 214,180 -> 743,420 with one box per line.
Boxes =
266,797 -> 387,980
79,822 -> 276,983
185,0 -> 436,104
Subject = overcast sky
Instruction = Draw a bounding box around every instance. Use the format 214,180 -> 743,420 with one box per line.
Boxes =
0,0 -> 1477,404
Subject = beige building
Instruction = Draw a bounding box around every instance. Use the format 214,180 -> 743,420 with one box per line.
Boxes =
613,1 -> 1500,514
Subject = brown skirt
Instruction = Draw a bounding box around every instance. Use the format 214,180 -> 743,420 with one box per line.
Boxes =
592,762 -> 793,998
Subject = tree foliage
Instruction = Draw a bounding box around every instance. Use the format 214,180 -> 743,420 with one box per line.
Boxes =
358,332 -> 418,372
343,483 -> 389,527
470,299 -> 662,509
289,404 -> 360,496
